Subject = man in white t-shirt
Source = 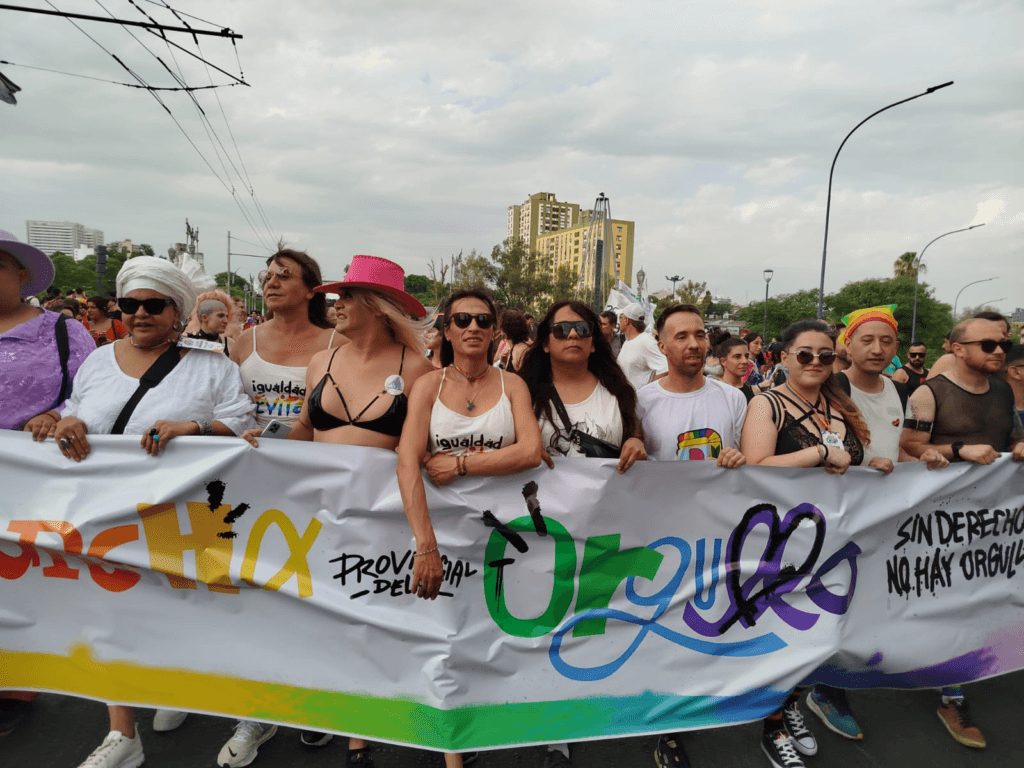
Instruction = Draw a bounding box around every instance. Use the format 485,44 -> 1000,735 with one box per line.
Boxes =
807,307 -> 948,745
637,304 -> 746,465
616,302 -> 667,390
638,304 -> 745,768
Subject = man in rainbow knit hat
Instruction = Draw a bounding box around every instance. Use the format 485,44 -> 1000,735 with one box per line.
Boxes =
806,306 -> 949,745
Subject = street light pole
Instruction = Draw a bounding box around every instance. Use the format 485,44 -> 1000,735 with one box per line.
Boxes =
910,223 -> 985,343
817,81 -> 954,319
763,269 -> 774,341
952,277 -> 996,321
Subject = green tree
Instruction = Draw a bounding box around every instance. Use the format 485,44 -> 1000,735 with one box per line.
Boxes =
488,237 -> 554,315
735,288 -> 820,341
452,249 -> 496,292
550,265 -> 579,305
892,252 -> 924,280
214,272 -> 253,301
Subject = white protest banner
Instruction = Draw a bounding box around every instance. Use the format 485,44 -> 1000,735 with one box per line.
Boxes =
1,431 -> 1023,751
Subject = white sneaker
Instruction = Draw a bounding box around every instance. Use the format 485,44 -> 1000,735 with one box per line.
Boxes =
152,709 -> 188,732
77,730 -> 145,768
217,720 -> 278,767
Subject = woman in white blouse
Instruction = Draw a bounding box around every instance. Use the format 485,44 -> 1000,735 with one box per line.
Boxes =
51,258 -> 254,768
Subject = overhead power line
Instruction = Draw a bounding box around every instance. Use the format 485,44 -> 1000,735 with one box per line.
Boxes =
0,59 -> 239,91
0,3 -> 242,38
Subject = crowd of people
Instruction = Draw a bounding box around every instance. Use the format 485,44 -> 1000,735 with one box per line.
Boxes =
1,226 -> 1022,768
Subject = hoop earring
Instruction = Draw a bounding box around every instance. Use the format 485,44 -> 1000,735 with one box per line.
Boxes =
173,320 -> 185,332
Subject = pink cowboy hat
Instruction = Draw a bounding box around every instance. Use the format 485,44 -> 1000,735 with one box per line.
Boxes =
316,254 -> 426,319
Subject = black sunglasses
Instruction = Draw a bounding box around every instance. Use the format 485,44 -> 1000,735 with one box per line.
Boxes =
793,349 -> 837,366
118,297 -> 175,315
958,339 -> 1013,354
551,321 -> 593,340
450,312 -> 494,330
908,352 -> 926,359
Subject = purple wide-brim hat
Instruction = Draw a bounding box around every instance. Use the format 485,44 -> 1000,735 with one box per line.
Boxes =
0,230 -> 55,297
316,254 -> 426,319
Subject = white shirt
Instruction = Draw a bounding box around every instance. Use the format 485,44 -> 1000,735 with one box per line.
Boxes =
637,377 -> 746,461
618,332 -> 668,390
64,344 -> 256,436
848,376 -> 905,463
538,381 -> 624,458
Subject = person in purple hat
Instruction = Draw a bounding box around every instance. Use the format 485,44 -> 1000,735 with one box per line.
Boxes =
0,229 -> 94,435
0,229 -> 94,736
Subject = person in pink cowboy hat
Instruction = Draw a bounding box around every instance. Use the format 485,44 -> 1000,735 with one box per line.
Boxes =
244,254 -> 436,767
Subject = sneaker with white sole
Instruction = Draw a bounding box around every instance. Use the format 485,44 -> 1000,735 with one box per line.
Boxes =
782,698 -> 817,756
299,729 -> 334,746
152,709 -> 188,732
217,720 -> 278,767
77,730 -> 144,768
761,727 -> 804,768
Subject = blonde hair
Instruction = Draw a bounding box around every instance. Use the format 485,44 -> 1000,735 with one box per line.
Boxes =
349,288 -> 430,356
184,289 -> 232,335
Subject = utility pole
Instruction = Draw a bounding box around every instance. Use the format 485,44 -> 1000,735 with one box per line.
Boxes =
575,194 -> 614,311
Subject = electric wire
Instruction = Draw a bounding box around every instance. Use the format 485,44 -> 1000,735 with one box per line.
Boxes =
0,59 -> 237,91
99,0 -> 274,250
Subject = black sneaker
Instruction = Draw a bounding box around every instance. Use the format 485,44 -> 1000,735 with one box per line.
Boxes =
0,699 -> 31,738
544,747 -> 570,767
347,747 -> 375,767
299,729 -> 334,746
654,734 -> 691,768
761,727 -> 805,768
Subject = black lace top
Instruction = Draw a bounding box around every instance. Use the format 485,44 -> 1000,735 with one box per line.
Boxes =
761,389 -> 864,466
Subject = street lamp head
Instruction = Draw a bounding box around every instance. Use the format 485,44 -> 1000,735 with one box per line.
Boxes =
926,81 -> 954,93
763,269 -> 774,283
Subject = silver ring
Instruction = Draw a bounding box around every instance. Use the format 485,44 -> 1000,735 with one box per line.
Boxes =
59,438 -> 70,449
67,434 -> 76,442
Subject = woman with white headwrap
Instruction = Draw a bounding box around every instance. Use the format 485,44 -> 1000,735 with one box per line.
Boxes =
51,257 -> 256,768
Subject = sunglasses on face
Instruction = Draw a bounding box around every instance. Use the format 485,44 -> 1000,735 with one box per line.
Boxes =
450,312 -> 494,330
551,321 -> 593,340
793,349 -> 837,366
258,267 -> 293,285
118,297 -> 175,315
908,352 -> 926,359
959,339 -> 1013,354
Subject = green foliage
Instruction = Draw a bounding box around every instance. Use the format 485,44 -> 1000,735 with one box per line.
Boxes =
735,288 -> 820,340
892,252 -> 924,279
48,248 -> 128,296
452,250 -> 496,293
487,237 -> 557,315
214,272 -> 254,301
550,265 -> 579,305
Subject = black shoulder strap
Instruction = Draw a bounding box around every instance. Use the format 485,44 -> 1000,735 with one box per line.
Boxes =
51,314 -> 72,409
110,346 -> 185,435
835,371 -> 852,397
891,379 -> 909,412
548,385 -> 575,435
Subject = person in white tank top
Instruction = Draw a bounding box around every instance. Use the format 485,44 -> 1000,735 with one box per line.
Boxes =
397,290 -> 542,768
230,250 -> 342,446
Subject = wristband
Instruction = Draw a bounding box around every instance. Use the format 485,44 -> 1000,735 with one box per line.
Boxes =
951,442 -> 964,462
457,454 -> 468,476
819,443 -> 829,465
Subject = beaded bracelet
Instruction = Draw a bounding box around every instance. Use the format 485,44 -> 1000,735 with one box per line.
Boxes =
457,454 -> 468,476
413,547 -> 438,558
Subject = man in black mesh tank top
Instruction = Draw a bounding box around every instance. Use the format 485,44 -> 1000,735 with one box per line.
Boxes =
900,317 -> 1024,750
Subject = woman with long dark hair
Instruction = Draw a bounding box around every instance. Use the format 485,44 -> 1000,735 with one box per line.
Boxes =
498,308 -> 531,371
739,318 -> 869,768
520,300 -> 646,473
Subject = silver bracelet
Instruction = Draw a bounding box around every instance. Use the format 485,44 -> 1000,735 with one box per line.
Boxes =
194,420 -> 213,436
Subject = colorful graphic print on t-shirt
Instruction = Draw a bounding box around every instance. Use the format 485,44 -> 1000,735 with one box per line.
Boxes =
675,427 -> 722,461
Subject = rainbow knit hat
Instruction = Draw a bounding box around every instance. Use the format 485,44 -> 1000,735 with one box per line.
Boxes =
841,305 -> 898,346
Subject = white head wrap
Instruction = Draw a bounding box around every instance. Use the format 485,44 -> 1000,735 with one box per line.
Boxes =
116,257 -> 199,319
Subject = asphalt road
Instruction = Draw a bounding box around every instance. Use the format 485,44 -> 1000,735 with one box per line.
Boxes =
5,673 -> 1023,768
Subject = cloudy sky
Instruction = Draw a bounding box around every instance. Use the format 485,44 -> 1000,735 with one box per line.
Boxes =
3,0 -> 1021,314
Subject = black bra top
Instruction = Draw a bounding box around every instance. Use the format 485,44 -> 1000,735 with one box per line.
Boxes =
307,346 -> 407,437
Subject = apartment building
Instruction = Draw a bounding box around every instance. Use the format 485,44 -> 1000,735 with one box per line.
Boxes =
26,220 -> 104,257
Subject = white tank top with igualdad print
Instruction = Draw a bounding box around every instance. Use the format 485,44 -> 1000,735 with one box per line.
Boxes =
240,325 -> 335,428
428,368 -> 516,456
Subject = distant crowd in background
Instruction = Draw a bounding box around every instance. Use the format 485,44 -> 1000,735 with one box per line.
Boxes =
2,226 -> 1023,768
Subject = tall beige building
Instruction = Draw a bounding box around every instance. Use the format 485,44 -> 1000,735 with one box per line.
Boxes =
507,192 -> 635,288
26,220 -> 104,257
506,192 -> 581,253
